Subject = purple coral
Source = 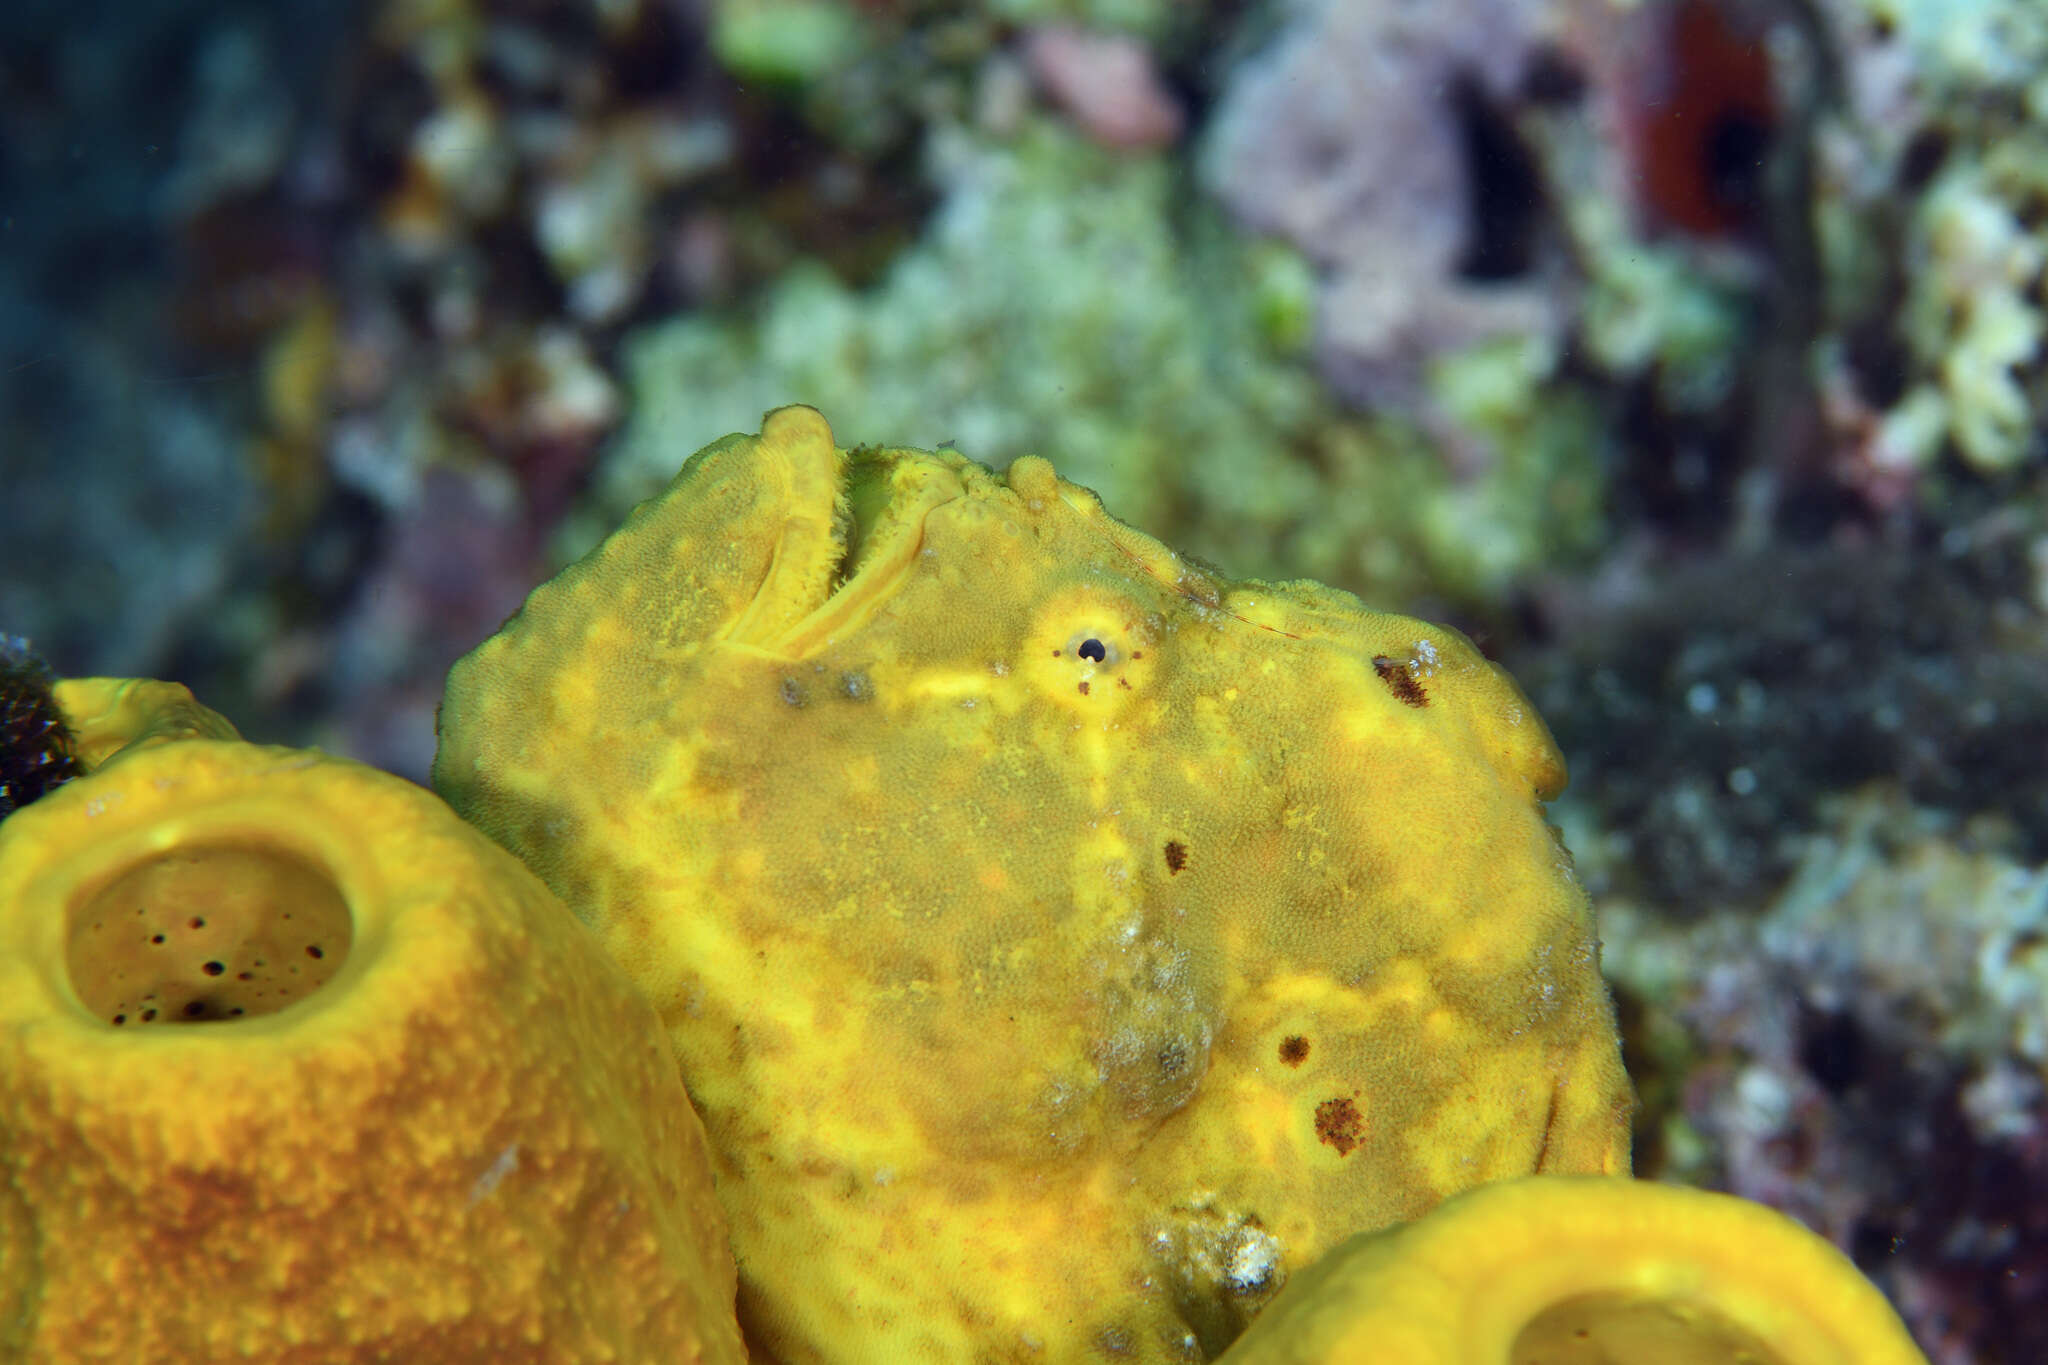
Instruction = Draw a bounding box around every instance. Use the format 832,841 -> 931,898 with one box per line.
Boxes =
1201,0 -> 1562,411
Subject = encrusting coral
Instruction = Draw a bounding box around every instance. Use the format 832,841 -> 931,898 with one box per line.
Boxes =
590,120 -> 1610,621
1216,1174 -> 1929,1365
0,682 -> 745,1363
0,638 -> 81,820
435,405 -> 1633,1361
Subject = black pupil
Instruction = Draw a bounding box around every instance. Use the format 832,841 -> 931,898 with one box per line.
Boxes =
1078,638 -> 1107,662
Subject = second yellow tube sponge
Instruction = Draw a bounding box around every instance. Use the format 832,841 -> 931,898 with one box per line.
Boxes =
0,703 -> 745,1363
1217,1174 -> 1929,1365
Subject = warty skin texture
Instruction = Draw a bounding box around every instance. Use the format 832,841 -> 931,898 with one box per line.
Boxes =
435,405 -> 1632,1361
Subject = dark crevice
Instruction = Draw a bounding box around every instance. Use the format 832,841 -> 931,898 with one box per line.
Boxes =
1450,70 -> 1545,282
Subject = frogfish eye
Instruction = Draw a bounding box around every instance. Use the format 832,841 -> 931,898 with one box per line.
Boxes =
1024,592 -> 1155,714
1063,631 -> 1122,667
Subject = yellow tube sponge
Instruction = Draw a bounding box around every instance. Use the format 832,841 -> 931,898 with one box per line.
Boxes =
1217,1174 -> 1928,1365
0,710 -> 746,1363
435,406 -> 1632,1361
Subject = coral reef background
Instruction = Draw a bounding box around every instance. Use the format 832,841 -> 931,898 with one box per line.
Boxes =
2,0 -> 2044,1359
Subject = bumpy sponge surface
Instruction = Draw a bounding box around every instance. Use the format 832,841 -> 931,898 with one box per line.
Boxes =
436,406 -> 1632,1361
0,716 -> 745,1364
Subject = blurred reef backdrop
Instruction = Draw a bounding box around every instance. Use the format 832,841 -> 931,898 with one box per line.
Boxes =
3,0 -> 2048,1358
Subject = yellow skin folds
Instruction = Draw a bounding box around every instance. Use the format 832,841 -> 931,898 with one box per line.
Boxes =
51,676 -> 240,769
435,405 -> 1633,1361
1217,1175 -> 1930,1365
0,701 -> 745,1364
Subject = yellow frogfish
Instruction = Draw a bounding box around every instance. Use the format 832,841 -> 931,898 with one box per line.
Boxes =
434,405 -> 1633,1361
